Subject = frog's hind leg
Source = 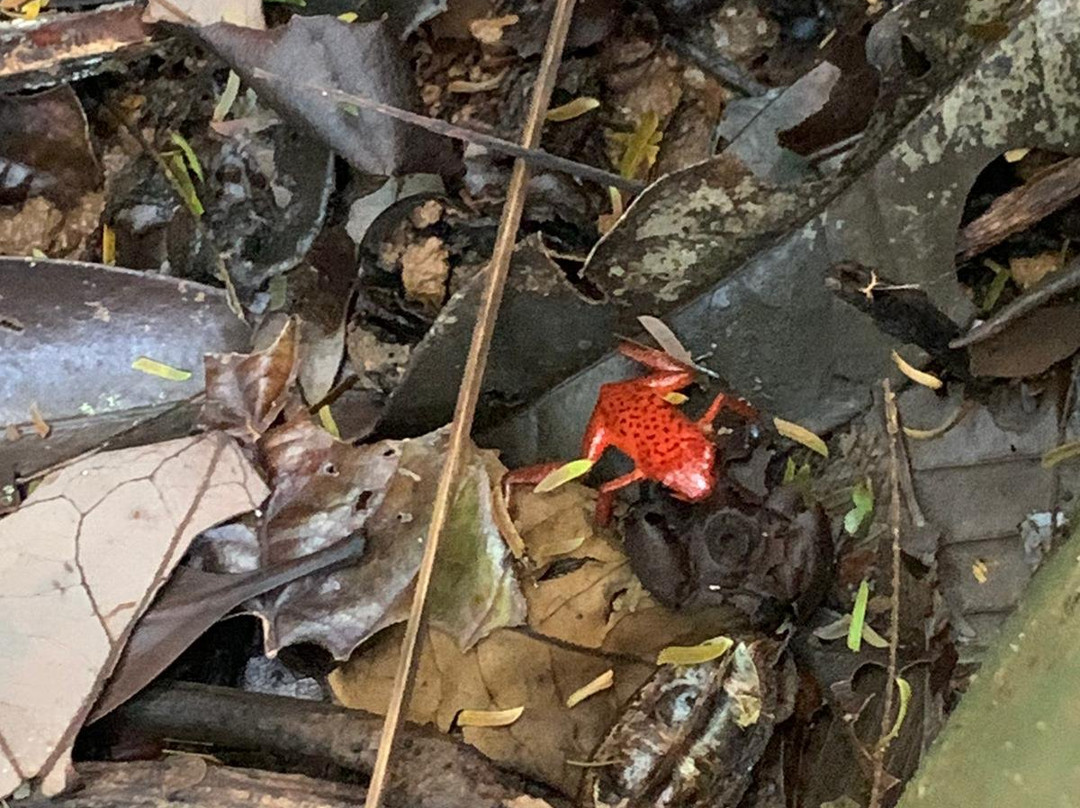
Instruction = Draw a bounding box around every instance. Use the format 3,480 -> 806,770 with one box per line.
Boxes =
501,462 -> 565,500
595,468 -> 645,526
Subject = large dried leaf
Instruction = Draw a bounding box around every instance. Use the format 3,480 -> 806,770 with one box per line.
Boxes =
330,625 -> 654,795
0,258 -> 250,482
192,420 -> 525,658
0,433 -> 267,799
191,16 -> 455,179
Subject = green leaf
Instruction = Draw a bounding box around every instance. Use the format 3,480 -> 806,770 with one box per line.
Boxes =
981,259 -> 1011,313
617,111 -> 660,180
881,676 -> 912,747
169,132 -> 204,182
847,580 -> 870,652
534,459 -> 594,494
165,153 -> 204,217
843,478 -> 874,535
213,70 -> 241,122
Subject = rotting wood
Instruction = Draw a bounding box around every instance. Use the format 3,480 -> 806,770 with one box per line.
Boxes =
107,682 -> 567,808
957,156 -> 1080,261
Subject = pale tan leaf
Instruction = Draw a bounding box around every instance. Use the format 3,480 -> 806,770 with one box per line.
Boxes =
469,14 -> 519,44
773,417 -> 828,457
566,669 -> 614,707
0,434 -> 268,799
457,706 -> 524,728
143,0 -> 265,28
637,315 -> 693,364
891,350 -> 943,390
132,356 -> 193,382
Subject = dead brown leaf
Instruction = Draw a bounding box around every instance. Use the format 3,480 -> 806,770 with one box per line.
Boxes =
469,14 -> 519,44
400,236 -> 450,308
142,0 -> 265,28
201,317 -> 300,439
330,625 -> 653,794
0,433 -> 267,799
1009,252 -> 1061,288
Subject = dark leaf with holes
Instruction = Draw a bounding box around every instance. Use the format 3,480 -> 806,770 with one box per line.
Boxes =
190,418 -> 525,658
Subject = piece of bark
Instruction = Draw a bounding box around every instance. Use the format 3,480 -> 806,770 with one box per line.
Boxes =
18,759 -> 369,808
109,682 -> 569,808
957,156 -> 1080,261
0,2 -> 153,93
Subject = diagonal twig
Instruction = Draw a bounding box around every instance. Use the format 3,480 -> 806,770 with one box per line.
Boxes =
362,2 -> 579,806
249,68 -> 644,194
870,379 -> 904,808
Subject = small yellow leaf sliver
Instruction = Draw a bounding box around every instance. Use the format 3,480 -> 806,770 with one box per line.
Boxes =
891,350 -> 943,390
657,635 -> 733,666
774,417 -> 828,457
29,402 -> 50,439
318,405 -> 340,438
337,11 -> 358,21
663,392 -> 688,405
566,669 -> 614,708
132,356 -> 192,382
101,224 -> 116,266
546,96 -> 600,122
534,459 -> 594,494
1004,148 -> 1030,163
880,677 -> 912,747
1042,440 -> 1080,469
457,706 -> 524,728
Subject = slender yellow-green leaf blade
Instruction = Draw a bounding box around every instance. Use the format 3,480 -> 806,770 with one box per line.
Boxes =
534,458 -> 594,494
318,405 -> 340,438
546,96 -> 600,122
165,153 -> 203,217
337,11 -> 358,21
663,392 -> 689,405
657,635 -> 733,666
566,670 -> 614,708
170,132 -> 204,182
132,356 -> 192,382
457,706 -> 524,728
101,224 -> 116,266
774,417 -> 828,457
637,314 -> 693,364
1042,440 -> 1080,469
891,350 -> 943,390
847,580 -> 870,652
213,70 -> 241,122
881,677 -> 912,746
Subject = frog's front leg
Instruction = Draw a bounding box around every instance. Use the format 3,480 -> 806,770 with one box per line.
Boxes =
697,391 -> 758,435
595,468 -> 646,526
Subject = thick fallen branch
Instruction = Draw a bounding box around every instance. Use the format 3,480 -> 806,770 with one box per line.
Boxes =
108,682 -> 568,808
19,760 -> 369,808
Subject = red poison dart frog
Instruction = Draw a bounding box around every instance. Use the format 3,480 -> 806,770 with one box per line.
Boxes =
504,341 -> 758,524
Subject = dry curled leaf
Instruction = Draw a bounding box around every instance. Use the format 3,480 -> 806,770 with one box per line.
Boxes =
201,317 -> 300,439
400,236 -> 450,309
0,434 -> 267,799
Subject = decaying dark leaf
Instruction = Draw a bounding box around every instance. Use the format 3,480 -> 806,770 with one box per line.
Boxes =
582,639 -> 794,808
89,532 -> 366,723
191,418 -> 525,658
0,258 -> 250,480
190,16 -> 457,179
623,483 -> 834,626
0,84 -> 102,208
201,316 -> 299,438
